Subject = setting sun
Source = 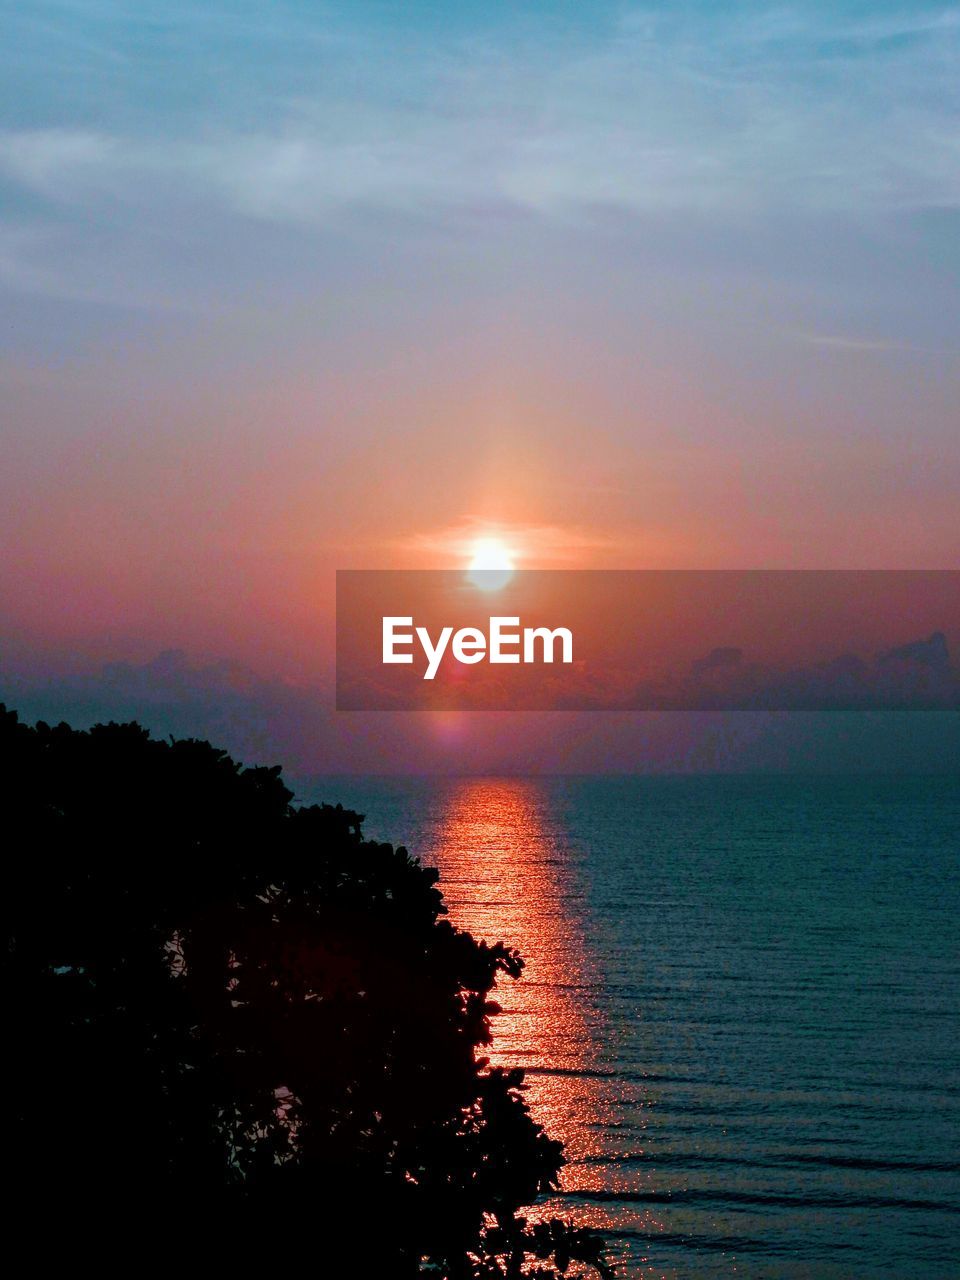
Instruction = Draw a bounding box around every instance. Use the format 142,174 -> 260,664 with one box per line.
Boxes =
467,537 -> 516,591
468,537 -> 515,572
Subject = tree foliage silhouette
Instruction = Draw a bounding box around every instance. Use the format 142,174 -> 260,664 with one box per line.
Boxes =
4,706 -> 611,1277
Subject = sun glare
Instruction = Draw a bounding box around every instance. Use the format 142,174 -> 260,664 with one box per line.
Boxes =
468,538 -> 515,573
466,537 -> 516,591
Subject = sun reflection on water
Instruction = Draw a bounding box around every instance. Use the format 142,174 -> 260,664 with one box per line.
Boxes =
433,778 -> 597,1161
428,779 -> 666,1274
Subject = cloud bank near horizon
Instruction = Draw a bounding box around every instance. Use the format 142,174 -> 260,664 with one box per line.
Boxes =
4,647 -> 960,777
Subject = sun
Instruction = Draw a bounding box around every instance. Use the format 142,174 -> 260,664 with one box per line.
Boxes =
466,536 -> 515,591
468,537 -> 515,573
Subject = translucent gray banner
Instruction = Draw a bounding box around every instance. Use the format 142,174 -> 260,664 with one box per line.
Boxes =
336,570 -> 960,711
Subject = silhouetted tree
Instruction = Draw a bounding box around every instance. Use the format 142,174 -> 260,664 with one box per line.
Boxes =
3,706 -> 611,1277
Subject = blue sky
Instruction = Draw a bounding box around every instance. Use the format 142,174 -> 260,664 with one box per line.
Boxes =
1,2 -> 958,353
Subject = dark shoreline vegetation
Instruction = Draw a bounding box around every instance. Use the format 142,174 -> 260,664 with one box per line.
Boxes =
4,707 -> 612,1277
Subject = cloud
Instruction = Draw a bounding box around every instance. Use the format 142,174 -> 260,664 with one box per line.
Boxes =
795,332 -> 904,352
0,648 -> 326,769
0,129 -> 118,199
1,5 -> 958,327
2,5 -> 959,233
5,644 -> 959,777
394,519 -> 615,568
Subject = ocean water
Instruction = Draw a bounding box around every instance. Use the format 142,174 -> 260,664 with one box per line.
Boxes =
296,775 -> 960,1278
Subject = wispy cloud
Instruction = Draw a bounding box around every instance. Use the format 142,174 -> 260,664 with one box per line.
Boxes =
395,519 -> 615,568
1,3 -> 958,332
791,330 -> 958,355
796,332 -> 904,352
1,5 -> 959,228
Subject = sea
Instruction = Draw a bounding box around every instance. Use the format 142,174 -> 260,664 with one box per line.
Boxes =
295,774 -> 960,1279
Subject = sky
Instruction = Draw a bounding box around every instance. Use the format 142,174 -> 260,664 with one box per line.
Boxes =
2,2 -> 959,770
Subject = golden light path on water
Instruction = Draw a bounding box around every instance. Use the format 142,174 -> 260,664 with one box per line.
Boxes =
427,779 -> 671,1275
433,779 -> 594,1154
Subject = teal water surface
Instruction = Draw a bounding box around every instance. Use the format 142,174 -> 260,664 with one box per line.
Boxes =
296,775 -> 960,1278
